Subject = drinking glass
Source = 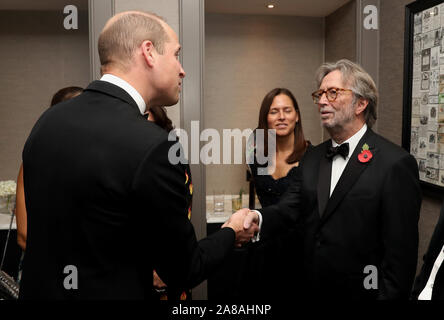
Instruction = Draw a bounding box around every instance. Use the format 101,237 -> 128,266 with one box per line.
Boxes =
213,191 -> 225,214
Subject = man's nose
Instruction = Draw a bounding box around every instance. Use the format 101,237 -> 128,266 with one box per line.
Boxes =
316,92 -> 329,112
318,91 -> 329,104
179,64 -> 186,78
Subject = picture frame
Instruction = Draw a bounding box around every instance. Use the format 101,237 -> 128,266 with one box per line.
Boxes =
403,0 -> 444,193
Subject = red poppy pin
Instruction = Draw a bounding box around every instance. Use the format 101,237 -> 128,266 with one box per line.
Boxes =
358,143 -> 373,163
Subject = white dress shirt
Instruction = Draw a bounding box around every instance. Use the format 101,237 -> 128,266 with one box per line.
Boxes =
330,124 -> 367,196
253,123 -> 368,242
418,244 -> 444,300
100,74 -> 147,115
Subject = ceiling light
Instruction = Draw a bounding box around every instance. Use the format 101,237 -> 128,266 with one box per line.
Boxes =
267,4 -> 275,9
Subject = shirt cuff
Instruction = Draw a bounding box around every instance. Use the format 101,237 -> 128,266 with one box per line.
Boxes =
250,210 -> 263,242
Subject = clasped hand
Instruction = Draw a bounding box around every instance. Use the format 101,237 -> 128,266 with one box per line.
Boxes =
221,208 -> 260,247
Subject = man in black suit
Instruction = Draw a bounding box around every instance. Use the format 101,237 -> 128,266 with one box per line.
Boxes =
412,201 -> 444,300
19,11 -> 257,299
244,59 -> 421,299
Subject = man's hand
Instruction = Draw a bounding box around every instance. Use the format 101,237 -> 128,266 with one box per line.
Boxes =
243,210 -> 259,230
222,208 -> 260,247
153,270 -> 167,290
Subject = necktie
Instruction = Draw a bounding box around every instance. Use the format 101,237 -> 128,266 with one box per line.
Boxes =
326,143 -> 349,160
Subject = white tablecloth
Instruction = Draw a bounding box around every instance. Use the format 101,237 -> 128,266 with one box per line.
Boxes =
0,213 -> 16,230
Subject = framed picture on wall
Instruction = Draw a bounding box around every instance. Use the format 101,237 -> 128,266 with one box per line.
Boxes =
403,0 -> 444,192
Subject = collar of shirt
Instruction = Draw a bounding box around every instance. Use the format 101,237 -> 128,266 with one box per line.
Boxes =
100,74 -> 146,115
332,123 -> 368,159
329,123 -> 368,196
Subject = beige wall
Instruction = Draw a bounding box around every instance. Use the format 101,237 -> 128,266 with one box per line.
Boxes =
204,13 -> 324,195
379,0 -> 408,145
0,10 -> 89,181
325,0 -> 357,62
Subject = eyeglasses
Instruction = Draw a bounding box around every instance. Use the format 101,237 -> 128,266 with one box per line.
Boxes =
311,87 -> 353,104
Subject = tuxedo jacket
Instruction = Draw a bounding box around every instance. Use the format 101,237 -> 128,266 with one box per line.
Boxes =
260,128 -> 421,300
20,81 -> 235,299
412,201 -> 444,300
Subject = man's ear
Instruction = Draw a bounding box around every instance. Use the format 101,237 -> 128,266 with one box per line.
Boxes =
141,40 -> 156,68
355,98 -> 369,116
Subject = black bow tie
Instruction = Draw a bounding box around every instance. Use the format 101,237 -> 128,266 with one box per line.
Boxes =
326,143 -> 349,160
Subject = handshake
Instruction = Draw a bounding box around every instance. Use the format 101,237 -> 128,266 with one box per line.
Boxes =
221,208 -> 260,247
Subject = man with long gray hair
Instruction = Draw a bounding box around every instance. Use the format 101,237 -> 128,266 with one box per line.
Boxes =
243,59 -> 421,299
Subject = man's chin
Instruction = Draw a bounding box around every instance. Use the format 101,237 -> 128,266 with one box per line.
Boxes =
321,120 -> 333,128
162,96 -> 180,107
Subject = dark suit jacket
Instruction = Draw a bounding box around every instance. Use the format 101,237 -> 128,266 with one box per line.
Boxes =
19,80 -> 235,299
259,128 -> 421,300
412,201 -> 444,300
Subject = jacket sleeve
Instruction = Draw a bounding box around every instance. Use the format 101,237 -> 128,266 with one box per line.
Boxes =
378,153 -> 421,299
131,139 -> 235,292
258,160 -> 306,240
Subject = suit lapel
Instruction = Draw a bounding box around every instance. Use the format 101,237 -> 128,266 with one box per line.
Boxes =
320,128 -> 377,224
317,142 -> 332,217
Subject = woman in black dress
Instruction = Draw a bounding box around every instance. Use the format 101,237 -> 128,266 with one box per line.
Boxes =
246,88 -> 311,299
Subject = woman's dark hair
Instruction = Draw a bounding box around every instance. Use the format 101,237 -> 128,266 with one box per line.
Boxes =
257,88 -> 307,164
148,106 -> 174,132
50,86 -> 83,106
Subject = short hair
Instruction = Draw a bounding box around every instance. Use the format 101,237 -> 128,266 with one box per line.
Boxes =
98,12 -> 169,71
315,59 -> 378,128
50,86 -> 83,106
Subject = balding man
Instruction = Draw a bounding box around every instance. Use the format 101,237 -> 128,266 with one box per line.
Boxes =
19,11 -> 257,299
